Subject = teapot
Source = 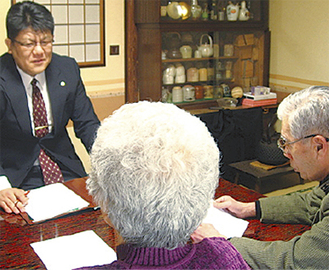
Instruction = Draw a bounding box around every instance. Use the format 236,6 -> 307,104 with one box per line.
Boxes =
198,34 -> 213,57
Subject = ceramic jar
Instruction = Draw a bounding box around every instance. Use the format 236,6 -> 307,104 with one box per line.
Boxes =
195,85 -> 204,99
183,85 -> 195,101
172,86 -> 183,103
175,64 -> 186,83
180,45 -> 192,58
224,44 -> 234,57
194,49 -> 202,58
221,83 -> 231,97
204,85 -> 214,99
167,2 -> 181,20
199,68 -> 207,81
187,67 -> 199,82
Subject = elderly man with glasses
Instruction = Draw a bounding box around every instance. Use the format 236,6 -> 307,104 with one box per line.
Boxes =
0,1 -> 100,214
192,86 -> 329,269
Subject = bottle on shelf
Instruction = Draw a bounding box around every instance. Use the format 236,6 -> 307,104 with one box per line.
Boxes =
239,1 -> 250,21
201,3 -> 209,21
190,0 -> 202,20
210,0 -> 218,20
225,61 -> 233,79
217,0 -> 226,21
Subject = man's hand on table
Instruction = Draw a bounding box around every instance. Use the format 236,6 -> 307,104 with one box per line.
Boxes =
214,195 -> 256,219
0,188 -> 29,214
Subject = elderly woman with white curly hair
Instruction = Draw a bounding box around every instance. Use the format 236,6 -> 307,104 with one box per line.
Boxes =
85,101 -> 250,269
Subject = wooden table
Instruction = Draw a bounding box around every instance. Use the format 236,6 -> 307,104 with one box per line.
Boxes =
0,178 -> 311,269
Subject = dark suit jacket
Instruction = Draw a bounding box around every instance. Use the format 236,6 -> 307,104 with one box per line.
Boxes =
0,53 -> 100,187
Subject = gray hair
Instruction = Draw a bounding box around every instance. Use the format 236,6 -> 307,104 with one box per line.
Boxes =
87,101 -> 220,249
277,86 -> 329,139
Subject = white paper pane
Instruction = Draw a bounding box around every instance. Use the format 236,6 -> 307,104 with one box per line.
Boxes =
53,45 -> 69,56
52,0 -> 67,3
69,25 -> 85,43
37,0 -> 51,4
69,5 -> 84,24
52,6 -> 68,24
54,25 -> 68,43
70,0 -> 84,3
86,0 -> 100,3
70,45 -> 85,62
86,44 -> 100,62
86,24 -> 100,42
86,6 -> 100,23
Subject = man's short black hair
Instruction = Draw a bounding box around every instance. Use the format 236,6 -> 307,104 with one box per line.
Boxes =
6,1 -> 54,40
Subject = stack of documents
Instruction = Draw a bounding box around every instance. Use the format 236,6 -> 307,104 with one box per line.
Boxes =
31,230 -> 117,270
24,183 -> 90,223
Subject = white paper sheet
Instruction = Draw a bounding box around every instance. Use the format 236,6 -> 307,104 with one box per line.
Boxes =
30,230 -> 117,270
203,203 -> 249,238
25,183 -> 90,222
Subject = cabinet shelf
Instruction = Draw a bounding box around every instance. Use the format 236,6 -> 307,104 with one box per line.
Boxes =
162,56 -> 238,63
163,78 -> 234,87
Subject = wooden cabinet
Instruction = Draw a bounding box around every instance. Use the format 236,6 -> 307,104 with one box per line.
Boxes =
125,0 -> 270,109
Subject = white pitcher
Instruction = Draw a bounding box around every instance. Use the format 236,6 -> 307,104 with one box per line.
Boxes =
227,1 -> 239,21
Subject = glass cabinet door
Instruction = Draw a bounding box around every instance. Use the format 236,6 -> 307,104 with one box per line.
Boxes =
161,30 -> 266,104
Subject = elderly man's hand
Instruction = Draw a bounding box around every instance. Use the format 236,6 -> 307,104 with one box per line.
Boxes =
214,195 -> 256,219
0,188 -> 29,214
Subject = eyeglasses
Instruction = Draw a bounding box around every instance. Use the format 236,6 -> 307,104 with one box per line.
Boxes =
277,134 -> 329,151
13,39 -> 53,50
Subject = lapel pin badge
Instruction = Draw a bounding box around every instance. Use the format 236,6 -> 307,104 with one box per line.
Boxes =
60,81 -> 66,87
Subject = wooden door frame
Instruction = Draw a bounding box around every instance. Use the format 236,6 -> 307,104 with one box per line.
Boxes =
125,0 -> 139,103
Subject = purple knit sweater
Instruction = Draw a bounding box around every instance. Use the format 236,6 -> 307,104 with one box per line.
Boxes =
80,237 -> 250,269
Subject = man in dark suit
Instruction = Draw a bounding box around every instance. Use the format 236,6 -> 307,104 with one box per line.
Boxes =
0,1 -> 100,214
